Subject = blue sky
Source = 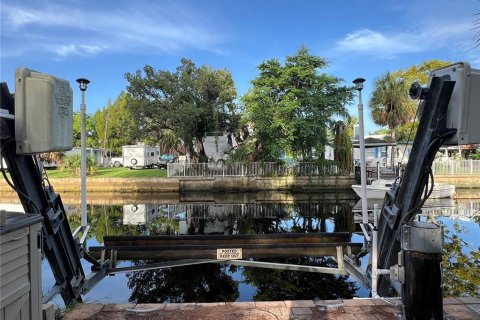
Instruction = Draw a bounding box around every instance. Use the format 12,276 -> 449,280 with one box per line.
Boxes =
1,0 -> 479,133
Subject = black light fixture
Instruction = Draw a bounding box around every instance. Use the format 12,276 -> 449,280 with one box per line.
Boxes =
76,78 -> 90,91
353,78 -> 366,91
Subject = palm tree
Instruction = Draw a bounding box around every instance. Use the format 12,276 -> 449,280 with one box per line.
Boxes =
369,72 -> 417,167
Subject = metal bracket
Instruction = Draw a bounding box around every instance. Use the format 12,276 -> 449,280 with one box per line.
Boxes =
401,221 -> 443,253
46,208 -> 64,233
383,203 -> 401,229
390,265 -> 405,283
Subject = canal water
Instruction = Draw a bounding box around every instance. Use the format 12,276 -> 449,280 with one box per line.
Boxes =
1,191 -> 479,305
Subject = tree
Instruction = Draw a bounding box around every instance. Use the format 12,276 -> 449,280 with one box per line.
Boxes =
94,92 -> 138,155
242,46 -> 352,162
396,122 -> 419,142
73,112 -> 97,147
125,59 -> 237,163
391,60 -> 451,143
395,60 -> 451,86
333,120 -> 353,174
346,115 -> 358,139
369,72 -> 417,165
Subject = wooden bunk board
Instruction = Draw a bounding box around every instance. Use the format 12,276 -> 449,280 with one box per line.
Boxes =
89,232 -> 362,260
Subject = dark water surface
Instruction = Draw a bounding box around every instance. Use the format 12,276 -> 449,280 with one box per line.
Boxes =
2,191 -> 479,305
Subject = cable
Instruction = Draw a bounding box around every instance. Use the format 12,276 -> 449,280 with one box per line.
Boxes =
1,139 -> 41,213
398,106 -> 421,172
404,129 -> 455,221
35,154 -> 53,189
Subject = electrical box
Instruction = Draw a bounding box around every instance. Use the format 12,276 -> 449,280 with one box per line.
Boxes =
428,62 -> 480,145
15,68 -> 73,154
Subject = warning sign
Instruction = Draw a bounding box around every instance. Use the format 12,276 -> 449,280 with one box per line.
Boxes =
216,248 -> 242,260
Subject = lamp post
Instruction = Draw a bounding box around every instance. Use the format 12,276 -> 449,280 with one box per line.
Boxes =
353,77 -> 368,225
76,78 -> 90,229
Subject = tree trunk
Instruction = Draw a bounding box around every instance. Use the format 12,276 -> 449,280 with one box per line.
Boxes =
195,137 -> 208,163
391,130 -> 396,169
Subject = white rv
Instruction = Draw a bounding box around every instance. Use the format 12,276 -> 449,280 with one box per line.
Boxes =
122,144 -> 160,168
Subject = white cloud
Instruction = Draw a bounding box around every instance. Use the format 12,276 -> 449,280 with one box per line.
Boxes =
55,44 -> 105,57
336,21 -> 474,59
337,29 -> 421,59
1,1 -> 224,58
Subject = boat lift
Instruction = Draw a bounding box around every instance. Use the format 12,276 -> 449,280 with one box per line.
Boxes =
1,63 -> 479,320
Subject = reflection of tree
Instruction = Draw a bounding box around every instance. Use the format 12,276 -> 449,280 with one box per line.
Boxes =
235,205 -> 289,234
442,222 -> 480,297
67,205 -> 143,244
126,263 -> 239,303
242,257 -> 357,300
334,203 -> 355,233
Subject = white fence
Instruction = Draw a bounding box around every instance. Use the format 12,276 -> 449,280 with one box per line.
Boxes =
167,162 -> 340,177
433,159 -> 480,175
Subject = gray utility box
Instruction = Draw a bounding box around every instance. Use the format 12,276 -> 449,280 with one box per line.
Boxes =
15,68 -> 73,154
0,211 -> 43,320
428,62 -> 480,145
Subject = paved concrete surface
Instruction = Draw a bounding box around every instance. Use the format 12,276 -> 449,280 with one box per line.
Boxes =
63,297 -> 480,320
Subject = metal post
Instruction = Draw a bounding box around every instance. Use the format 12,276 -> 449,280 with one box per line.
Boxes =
371,203 -> 379,297
376,161 -> 380,180
80,90 -> 87,228
358,88 -> 368,225
76,78 -> 90,229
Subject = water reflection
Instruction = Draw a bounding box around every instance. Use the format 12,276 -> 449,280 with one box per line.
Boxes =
66,194 -> 480,301
440,218 -> 480,297
64,196 -> 361,302
242,257 -> 357,301
1,192 -> 478,302
127,264 -> 239,303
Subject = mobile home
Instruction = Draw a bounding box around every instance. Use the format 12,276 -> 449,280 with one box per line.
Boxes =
122,144 -> 160,168
64,147 -> 111,166
202,132 -> 237,162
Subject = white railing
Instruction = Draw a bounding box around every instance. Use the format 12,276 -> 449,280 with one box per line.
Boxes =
167,162 -> 340,177
433,159 -> 480,175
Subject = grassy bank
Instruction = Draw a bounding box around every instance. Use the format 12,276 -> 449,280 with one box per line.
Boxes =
45,167 -> 168,178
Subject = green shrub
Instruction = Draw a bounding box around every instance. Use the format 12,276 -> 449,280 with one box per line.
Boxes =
61,154 -> 97,176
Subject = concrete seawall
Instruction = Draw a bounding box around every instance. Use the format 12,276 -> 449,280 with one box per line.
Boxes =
0,176 -> 357,193
1,175 -> 478,194
181,176 -> 357,192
